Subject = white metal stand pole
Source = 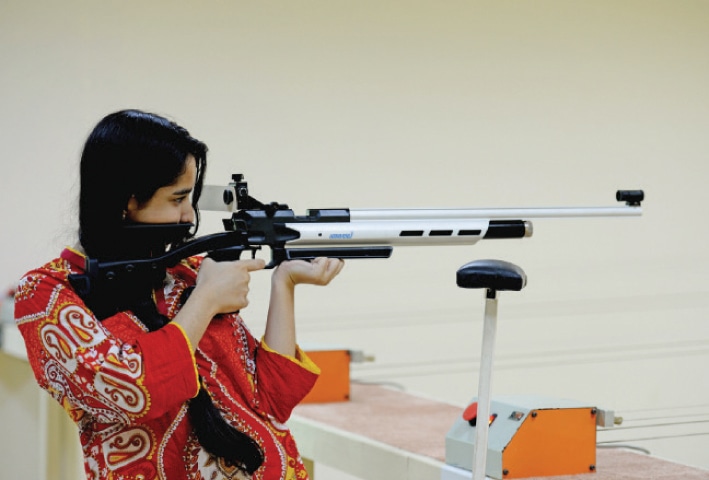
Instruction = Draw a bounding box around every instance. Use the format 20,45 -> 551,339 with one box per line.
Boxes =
472,289 -> 498,480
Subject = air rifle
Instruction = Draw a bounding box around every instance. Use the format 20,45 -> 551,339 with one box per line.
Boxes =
70,174 -> 643,301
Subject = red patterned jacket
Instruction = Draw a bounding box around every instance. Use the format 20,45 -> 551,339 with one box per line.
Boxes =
14,247 -> 319,480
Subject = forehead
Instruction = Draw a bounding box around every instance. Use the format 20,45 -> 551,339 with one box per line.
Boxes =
173,156 -> 198,185
154,157 -> 197,195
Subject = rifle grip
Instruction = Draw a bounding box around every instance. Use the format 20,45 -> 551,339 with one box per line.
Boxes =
207,246 -> 247,262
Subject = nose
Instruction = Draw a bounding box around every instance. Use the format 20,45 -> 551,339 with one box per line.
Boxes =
181,202 -> 195,224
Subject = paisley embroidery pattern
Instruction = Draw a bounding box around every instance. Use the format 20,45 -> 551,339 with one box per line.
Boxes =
94,372 -> 147,414
102,427 -> 153,469
42,323 -> 77,372
15,251 -> 317,479
61,305 -> 103,347
38,302 -> 150,416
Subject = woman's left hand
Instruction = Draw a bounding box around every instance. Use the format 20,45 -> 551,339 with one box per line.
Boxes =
272,257 -> 345,288
265,258 -> 345,356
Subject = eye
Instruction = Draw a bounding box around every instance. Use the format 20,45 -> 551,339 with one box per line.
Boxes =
174,196 -> 188,204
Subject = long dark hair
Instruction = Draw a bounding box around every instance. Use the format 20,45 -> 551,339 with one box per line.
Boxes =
77,109 -> 264,474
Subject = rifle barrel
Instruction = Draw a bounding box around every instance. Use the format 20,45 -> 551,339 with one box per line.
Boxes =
349,206 -> 641,221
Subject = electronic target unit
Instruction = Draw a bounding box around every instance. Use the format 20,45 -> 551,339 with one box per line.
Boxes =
446,395 -> 598,479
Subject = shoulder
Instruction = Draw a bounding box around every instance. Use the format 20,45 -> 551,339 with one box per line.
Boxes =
14,255 -> 80,325
15,256 -> 72,301
15,247 -> 88,299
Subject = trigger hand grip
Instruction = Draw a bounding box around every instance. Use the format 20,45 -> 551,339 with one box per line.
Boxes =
207,246 -> 246,262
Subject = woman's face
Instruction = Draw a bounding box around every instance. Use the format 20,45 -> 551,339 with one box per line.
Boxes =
125,155 -> 197,225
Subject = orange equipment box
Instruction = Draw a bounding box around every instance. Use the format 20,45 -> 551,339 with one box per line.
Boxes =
301,349 -> 351,404
446,396 -> 597,478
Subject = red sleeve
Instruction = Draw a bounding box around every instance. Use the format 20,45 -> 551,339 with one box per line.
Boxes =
254,340 -> 320,423
14,269 -> 200,425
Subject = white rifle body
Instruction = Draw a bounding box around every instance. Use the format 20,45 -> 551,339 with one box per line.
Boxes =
200,180 -> 643,261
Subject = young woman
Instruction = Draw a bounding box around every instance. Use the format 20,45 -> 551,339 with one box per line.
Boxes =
14,109 -> 344,479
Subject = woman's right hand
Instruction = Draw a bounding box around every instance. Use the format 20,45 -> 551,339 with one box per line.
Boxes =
194,257 -> 266,315
174,257 -> 265,350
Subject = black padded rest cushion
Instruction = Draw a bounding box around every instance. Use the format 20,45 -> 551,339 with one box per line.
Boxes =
456,259 -> 527,291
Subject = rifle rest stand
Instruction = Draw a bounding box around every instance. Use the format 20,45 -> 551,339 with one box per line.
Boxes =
456,259 -> 527,293
449,259 -> 527,480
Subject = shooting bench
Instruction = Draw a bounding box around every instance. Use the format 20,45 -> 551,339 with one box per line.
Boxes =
290,382 -> 709,480
289,259 -> 708,479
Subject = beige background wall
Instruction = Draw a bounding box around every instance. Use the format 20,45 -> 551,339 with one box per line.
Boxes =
1,1 -> 708,477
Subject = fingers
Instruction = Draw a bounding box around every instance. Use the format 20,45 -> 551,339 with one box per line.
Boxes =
317,257 -> 345,280
331,258 -> 345,275
241,258 -> 266,272
195,257 -> 266,314
280,257 -> 344,286
202,256 -> 265,272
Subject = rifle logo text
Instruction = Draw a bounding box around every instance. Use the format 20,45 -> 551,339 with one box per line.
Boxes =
329,232 -> 354,240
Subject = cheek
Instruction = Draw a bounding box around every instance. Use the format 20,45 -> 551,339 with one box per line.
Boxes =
129,203 -> 182,224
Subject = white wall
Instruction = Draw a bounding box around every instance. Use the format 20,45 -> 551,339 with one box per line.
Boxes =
1,1 -> 708,476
